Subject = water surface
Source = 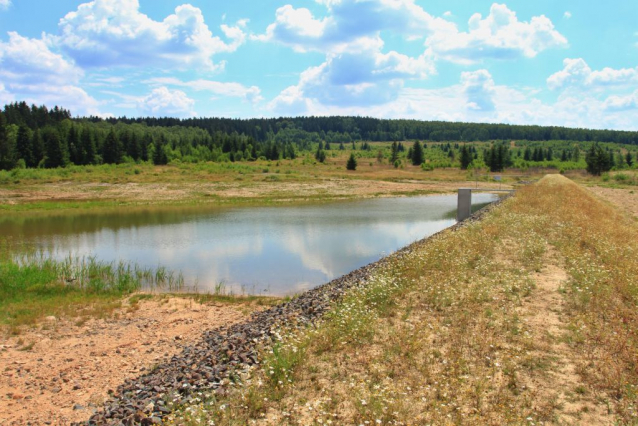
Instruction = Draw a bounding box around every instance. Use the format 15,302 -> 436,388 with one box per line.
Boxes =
1,194 -> 497,295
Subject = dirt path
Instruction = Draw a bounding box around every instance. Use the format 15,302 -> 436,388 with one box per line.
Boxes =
0,296 -> 263,425
518,248 -> 611,425
587,186 -> 638,217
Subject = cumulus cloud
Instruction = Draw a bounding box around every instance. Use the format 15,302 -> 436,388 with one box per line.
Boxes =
269,46 -> 434,113
0,0 -> 10,10
266,69 -> 638,131
0,32 -> 104,116
425,3 -> 568,64
462,70 -> 496,112
547,58 -> 638,90
145,77 -> 263,103
57,0 -> 245,69
6,83 -> 103,116
256,0 -> 454,53
0,32 -> 83,85
138,87 -> 196,117
604,91 -> 638,111
564,11 -> 572,19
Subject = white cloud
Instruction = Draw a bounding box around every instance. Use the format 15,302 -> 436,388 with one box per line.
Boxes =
0,83 -> 15,105
256,0 -> 454,53
146,77 -> 263,103
269,46 -> 434,113
57,0 -> 245,69
266,69 -> 638,131
6,83 -> 103,116
0,0 -> 10,10
138,87 -> 196,117
425,3 -> 568,64
461,69 -> 496,112
564,11 -> 572,19
0,32 -> 105,116
604,91 -> 638,111
547,58 -> 638,90
0,32 -> 83,85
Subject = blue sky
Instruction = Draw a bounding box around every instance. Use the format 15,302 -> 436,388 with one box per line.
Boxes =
0,0 -> 637,130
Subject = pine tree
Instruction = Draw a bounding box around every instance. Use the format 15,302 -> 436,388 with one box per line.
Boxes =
523,146 -> 531,161
339,142 -> 345,150
626,152 -> 634,167
560,150 -> 568,162
315,145 -> 326,163
460,145 -> 472,170
346,153 -> 357,170
44,129 -> 65,168
390,141 -> 399,164
585,143 -> 612,176
0,112 -> 15,170
81,128 -> 96,165
102,130 -> 122,164
16,124 -> 34,167
67,125 -> 80,165
31,128 -> 44,167
411,140 -> 424,165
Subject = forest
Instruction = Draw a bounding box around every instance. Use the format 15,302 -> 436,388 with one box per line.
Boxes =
0,101 -> 636,173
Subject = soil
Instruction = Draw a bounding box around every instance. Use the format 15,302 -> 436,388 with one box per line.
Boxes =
0,178 -> 509,206
0,296 -> 263,425
587,186 -> 638,217
517,247 -> 612,425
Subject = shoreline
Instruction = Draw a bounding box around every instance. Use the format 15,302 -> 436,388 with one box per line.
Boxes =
83,191 -> 512,425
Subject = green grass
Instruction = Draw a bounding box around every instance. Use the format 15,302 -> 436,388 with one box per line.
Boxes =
0,251 -> 184,334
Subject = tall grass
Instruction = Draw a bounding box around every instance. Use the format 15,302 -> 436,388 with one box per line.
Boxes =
0,250 -> 184,333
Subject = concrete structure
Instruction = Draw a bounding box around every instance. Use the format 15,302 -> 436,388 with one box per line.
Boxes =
457,188 -> 516,222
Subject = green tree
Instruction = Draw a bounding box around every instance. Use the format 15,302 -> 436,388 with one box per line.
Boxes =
31,128 -> 44,167
44,129 -> 66,168
626,152 -> 634,167
0,112 -> 15,170
411,140 -> 424,165
16,124 -> 34,167
81,128 -> 96,165
315,145 -> 326,163
102,130 -> 122,164
68,125 -> 80,165
460,145 -> 472,170
585,143 -> 612,176
346,153 -> 357,170
390,141 -> 399,164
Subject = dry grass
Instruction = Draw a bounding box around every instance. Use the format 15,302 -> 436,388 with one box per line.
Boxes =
163,175 -> 638,425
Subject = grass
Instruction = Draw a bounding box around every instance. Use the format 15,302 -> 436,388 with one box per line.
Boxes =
0,148 -> 528,213
0,249 -> 186,334
163,175 -> 638,425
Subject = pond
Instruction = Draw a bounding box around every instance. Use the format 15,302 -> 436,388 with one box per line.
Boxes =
1,193 -> 498,295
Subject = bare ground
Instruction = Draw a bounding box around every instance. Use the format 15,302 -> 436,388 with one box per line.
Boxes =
586,186 -> 638,217
517,247 -> 612,425
0,178 -> 509,206
0,296 -> 265,425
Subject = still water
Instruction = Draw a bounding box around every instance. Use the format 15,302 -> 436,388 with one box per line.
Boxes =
1,194 -> 497,295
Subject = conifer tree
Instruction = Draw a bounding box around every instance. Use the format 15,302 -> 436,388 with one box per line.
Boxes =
411,140 -> 424,165
31,128 -> 44,167
0,112 -> 15,170
346,153 -> 357,170
460,145 -> 472,170
44,129 -> 65,168
81,128 -> 96,165
626,152 -> 634,167
16,124 -> 34,167
102,129 -> 122,164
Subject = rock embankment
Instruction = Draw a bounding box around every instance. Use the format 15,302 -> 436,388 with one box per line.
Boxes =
84,197 -> 508,425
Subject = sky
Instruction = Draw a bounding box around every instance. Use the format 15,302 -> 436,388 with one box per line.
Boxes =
0,0 -> 637,130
